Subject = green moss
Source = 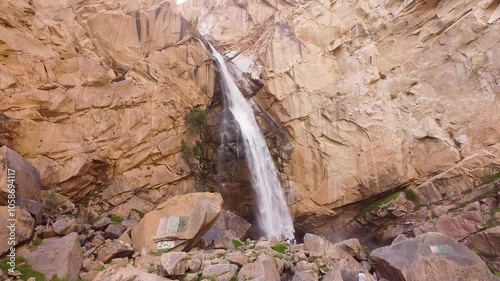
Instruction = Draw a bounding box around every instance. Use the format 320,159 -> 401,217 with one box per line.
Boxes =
111,215 -> 123,224
271,243 -> 288,254
194,144 -> 204,158
0,257 -> 46,281
230,277 -> 239,281
232,239 -> 244,248
495,272 -> 500,277
186,107 -> 209,135
404,189 -> 417,201
479,172 -> 500,186
364,192 -> 401,213
28,238 -> 43,251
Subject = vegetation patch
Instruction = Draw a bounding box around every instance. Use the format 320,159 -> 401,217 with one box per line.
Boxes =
271,243 -> 288,254
364,192 -> 401,213
232,239 -> 244,248
404,189 -> 417,201
186,107 -> 209,135
28,238 -> 43,251
449,185 -> 499,213
111,215 -> 123,224
0,256 -> 46,281
479,172 -> 500,186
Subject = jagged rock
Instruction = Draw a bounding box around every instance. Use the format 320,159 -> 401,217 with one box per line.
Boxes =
82,258 -> 104,272
186,257 -> 202,272
214,210 -> 251,240
0,206 -> 34,255
52,218 -> 77,235
469,226 -> 500,256
104,224 -> 127,240
322,258 -> 375,281
201,264 -> 238,281
182,273 -> 200,281
0,146 -> 42,222
92,234 -> 106,248
93,265 -> 174,281
159,252 -> 188,277
292,271 -> 317,281
93,217 -> 113,230
40,226 -> 58,238
134,254 -> 161,271
201,226 -> 236,249
237,260 -> 280,281
121,219 -> 139,230
371,232 -> 498,281
97,240 -> 135,263
335,238 -> 367,260
110,257 -> 129,267
25,232 -> 82,281
131,192 -> 223,253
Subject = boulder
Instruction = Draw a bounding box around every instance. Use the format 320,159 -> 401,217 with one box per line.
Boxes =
104,224 -> 127,240
131,192 -> 223,253
371,232 -> 498,281
237,260 -> 280,281
93,265 -> 174,281
0,146 -> 42,222
334,238 -> 367,260
226,252 -> 249,266
322,258 -> 375,281
0,206 -> 34,255
201,226 -> 235,249
201,264 -> 238,281
214,210 -> 251,240
160,252 -> 188,276
52,218 -> 77,235
303,234 -> 352,261
25,232 -> 82,281
469,226 -> 500,256
97,240 -> 135,263
292,271 -> 317,281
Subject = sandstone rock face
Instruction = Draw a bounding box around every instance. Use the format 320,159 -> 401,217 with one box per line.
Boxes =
0,206 -> 34,255
131,192 -> 223,253
0,0 -> 216,212
371,232 -> 498,281
180,0 -> 500,232
25,232 -> 83,281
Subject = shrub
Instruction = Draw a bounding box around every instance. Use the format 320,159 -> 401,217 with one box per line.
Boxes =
110,215 -> 123,224
271,243 -> 288,254
405,189 -> 417,201
186,107 -> 209,135
28,238 -> 43,251
232,240 -> 244,248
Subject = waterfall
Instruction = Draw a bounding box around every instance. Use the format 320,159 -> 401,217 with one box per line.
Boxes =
208,43 -> 295,240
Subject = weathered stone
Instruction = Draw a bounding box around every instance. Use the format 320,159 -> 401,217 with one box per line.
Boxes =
93,217 -> 113,230
0,207 -> 34,255
201,264 -> 238,281
292,271 -> 317,281
25,232 -> 82,281
238,260 -> 280,281
201,226 -> 235,249
186,257 -> 202,272
214,210 -> 251,240
131,193 -> 223,253
97,240 -> 134,263
303,234 -> 352,261
93,265 -> 174,281
104,224 -> 127,240
371,232 -> 498,281
335,238 -> 367,260
160,252 -> 188,277
52,218 -> 77,236
226,252 -> 248,266
469,226 -> 500,256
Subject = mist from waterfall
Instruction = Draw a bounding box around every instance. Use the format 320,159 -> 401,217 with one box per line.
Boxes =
208,43 -> 295,240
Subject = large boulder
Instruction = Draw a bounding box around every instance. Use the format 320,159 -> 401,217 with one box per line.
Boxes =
131,192 -> 223,253
303,234 -> 353,261
237,260 -> 280,281
0,146 -> 41,221
371,232 -> 498,281
469,226 -> 500,256
201,264 -> 238,281
201,226 -> 235,249
213,210 -> 251,240
25,232 -> 83,281
93,265 -> 174,281
0,206 -> 34,255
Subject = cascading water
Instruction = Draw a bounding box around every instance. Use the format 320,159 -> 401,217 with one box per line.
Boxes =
208,43 -> 295,240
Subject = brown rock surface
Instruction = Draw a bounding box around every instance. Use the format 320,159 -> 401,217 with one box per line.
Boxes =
371,232 -> 498,281
131,192 -> 223,253
0,206 -> 34,255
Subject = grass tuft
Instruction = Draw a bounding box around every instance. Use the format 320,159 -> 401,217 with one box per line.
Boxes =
111,215 -> 123,224
232,239 -> 244,248
271,243 -> 288,254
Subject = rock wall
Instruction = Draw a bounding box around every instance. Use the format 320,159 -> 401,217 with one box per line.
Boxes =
0,0 -> 217,216
180,0 -> 500,228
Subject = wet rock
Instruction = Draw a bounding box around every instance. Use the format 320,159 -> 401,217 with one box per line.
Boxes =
97,240 -> 134,263
160,252 -> 188,276
25,232 -> 82,281
371,232 -> 498,281
201,264 -> 238,281
131,192 -> 223,253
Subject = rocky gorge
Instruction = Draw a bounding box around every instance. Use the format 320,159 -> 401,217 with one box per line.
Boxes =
1,0 -> 500,280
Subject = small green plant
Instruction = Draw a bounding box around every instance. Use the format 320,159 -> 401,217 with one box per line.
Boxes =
28,238 -> 43,251
271,243 -> 288,254
232,239 -> 244,248
495,272 -> 500,277
110,215 -> 123,224
0,256 -> 46,281
404,189 -> 417,201
230,277 -> 238,281
186,107 -> 209,135
182,142 -> 194,158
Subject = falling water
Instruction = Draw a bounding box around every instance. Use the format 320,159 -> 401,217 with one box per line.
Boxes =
208,43 -> 295,240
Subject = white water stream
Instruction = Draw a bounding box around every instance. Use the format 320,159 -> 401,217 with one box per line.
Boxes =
208,43 -> 295,239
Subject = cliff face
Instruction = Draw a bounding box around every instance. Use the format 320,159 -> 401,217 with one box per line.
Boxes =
180,0 -> 500,225
0,0 -> 217,217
